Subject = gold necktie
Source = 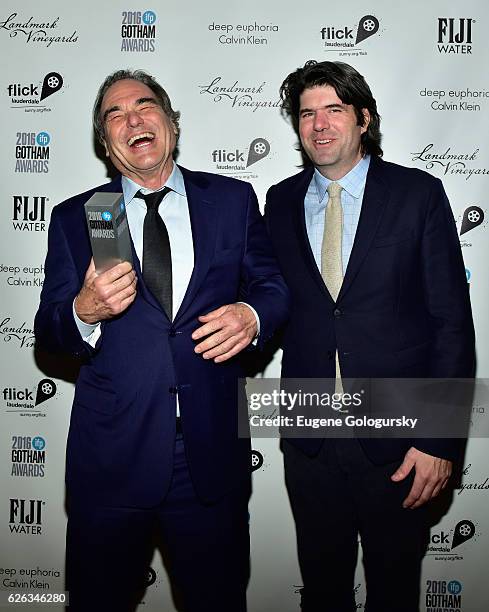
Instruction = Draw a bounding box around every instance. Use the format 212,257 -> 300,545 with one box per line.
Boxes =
321,181 -> 343,389
321,181 -> 343,300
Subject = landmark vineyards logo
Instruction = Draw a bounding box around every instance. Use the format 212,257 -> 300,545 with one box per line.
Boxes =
0,13 -> 79,47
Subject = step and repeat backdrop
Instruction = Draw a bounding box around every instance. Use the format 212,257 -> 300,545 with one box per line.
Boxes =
1,1 -> 488,610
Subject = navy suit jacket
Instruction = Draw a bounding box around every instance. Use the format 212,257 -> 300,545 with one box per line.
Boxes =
265,156 -> 475,464
35,166 -> 289,506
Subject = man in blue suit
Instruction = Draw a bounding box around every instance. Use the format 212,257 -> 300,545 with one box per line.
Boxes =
35,69 -> 289,612
265,61 -> 474,611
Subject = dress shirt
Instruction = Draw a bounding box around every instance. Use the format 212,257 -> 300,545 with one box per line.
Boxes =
74,163 -> 259,341
304,155 -> 370,274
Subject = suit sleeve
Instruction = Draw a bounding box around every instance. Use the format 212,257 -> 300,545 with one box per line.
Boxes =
415,178 -> 475,461
34,206 -> 98,359
239,183 -> 289,347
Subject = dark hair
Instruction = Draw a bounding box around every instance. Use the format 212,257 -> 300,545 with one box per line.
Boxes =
93,69 -> 181,144
280,60 -> 382,158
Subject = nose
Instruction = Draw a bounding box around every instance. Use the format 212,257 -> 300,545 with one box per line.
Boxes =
313,110 -> 330,132
126,109 -> 143,127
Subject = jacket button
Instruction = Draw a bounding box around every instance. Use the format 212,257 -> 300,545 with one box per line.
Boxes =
333,308 -> 342,317
327,350 -> 334,360
169,329 -> 176,337
169,386 -> 178,394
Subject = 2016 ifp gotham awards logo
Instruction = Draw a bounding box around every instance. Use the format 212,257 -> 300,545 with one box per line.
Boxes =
2,378 -> 57,418
121,10 -> 156,52
7,72 -> 63,114
437,18 -> 474,54
14,131 -> 51,173
425,579 -> 463,611
320,14 -> 381,57
11,435 -> 46,478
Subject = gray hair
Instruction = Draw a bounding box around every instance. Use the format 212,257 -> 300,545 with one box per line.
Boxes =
93,69 -> 181,144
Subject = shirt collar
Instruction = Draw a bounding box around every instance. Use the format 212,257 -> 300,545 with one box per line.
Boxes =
122,163 -> 186,205
313,154 -> 371,202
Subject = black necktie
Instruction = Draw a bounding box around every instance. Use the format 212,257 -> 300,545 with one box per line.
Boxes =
138,188 -> 172,319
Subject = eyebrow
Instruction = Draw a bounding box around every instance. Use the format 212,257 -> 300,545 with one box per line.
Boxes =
102,97 -> 159,123
299,103 -> 345,115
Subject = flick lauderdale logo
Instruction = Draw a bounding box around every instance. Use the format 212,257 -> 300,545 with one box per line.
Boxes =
320,14 -> 381,55
7,72 -> 63,113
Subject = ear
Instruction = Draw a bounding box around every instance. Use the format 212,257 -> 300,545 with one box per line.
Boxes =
103,140 -> 109,157
360,108 -> 370,134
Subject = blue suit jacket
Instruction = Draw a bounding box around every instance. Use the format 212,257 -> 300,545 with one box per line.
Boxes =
35,166 -> 289,506
265,156 -> 475,463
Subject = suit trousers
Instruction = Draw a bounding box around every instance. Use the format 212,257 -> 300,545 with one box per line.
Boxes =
284,438 -> 429,612
66,434 -> 250,612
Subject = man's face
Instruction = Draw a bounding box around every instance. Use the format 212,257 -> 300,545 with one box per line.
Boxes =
100,79 -> 177,187
298,85 -> 370,180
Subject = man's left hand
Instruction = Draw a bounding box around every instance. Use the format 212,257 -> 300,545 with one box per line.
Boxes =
391,447 -> 452,509
192,303 -> 257,363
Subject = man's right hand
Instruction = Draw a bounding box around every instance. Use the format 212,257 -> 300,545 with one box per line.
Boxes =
74,258 -> 137,324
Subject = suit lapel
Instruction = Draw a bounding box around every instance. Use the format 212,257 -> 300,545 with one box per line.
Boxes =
173,166 -> 217,322
290,168 -> 336,302
338,157 -> 390,300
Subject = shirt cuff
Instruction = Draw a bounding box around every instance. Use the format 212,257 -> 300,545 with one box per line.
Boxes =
72,299 -> 102,347
237,302 -> 260,345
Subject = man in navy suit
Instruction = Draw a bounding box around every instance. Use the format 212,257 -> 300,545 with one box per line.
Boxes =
265,61 -> 474,611
35,69 -> 289,612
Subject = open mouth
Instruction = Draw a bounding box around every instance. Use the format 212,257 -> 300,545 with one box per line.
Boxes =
315,138 -> 334,145
127,132 -> 155,148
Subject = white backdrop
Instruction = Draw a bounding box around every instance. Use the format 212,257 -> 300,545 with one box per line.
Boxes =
1,1 -> 488,610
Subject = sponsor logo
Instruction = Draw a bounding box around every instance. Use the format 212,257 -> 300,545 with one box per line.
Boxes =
7,72 -> 63,113
320,14 -> 381,57
211,137 -> 271,179
11,436 -> 46,478
251,449 -> 264,472
425,579 -> 463,611
458,463 -> 489,496
208,21 -> 279,46
428,519 -> 479,561
457,205 -> 487,248
411,144 -> 489,181
9,499 -> 44,535
14,131 -> 51,173
437,18 -> 474,54
0,13 -> 78,47
12,196 -> 49,232
199,77 -> 280,112
419,87 -> 487,113
0,265 -> 45,289
0,316 -> 35,349
3,379 -> 57,418
0,566 -> 61,591
121,10 -> 156,52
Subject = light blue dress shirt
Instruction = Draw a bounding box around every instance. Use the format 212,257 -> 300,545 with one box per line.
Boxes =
304,155 -> 370,274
